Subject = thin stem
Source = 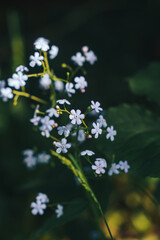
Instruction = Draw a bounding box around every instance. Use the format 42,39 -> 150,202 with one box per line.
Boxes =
72,157 -> 114,240
52,152 -> 114,240
51,75 -> 69,83
36,110 -> 45,115
81,119 -> 88,128
21,86 -> 25,92
27,73 -> 44,78
50,82 -> 56,107
61,63 -> 73,72
13,94 -> 19,106
12,90 -> 48,105
50,135 -> 60,142
98,205 -> 114,240
43,51 -> 51,74
70,66 -> 80,80
48,200 -> 83,207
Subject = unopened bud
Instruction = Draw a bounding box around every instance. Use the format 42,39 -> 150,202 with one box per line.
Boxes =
54,123 -> 58,127
82,46 -> 89,54
88,134 -> 92,139
61,63 -> 67,68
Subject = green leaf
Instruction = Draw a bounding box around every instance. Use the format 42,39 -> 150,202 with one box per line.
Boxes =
127,63 -> 160,104
29,198 -> 87,240
97,104 -> 160,178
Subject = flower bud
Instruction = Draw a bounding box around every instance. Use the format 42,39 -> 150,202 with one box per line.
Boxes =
82,46 -> 89,54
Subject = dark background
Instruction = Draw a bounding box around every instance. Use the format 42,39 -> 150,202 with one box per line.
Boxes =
1,0 -> 160,239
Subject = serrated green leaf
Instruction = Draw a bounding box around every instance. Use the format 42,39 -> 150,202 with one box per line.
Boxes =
97,104 -> 160,178
29,198 -> 87,240
127,63 -> 160,104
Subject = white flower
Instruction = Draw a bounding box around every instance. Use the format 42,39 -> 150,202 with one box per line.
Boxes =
119,160 -> 130,173
96,158 -> 107,168
91,101 -> 103,113
54,80 -> 64,92
55,204 -> 63,218
22,149 -> 34,157
91,160 -> 105,175
29,52 -> 44,67
78,129 -> 85,142
55,138 -> 71,154
74,76 -> 87,90
106,126 -> 117,141
37,152 -> 51,164
40,116 -> 54,137
46,108 -> 59,118
56,99 -> 71,105
81,150 -> 95,156
69,109 -> 85,125
72,129 -> 86,142
91,122 -> 102,138
31,201 -> 46,215
41,129 -> 50,138
85,50 -> 97,65
39,73 -> 51,90
97,115 -> 107,128
16,65 -> 29,72
1,87 -> 13,102
65,83 -> 75,97
8,72 -> 28,89
30,116 -> 41,126
57,125 -> 71,137
49,45 -> 59,59
108,163 -> 120,176
36,193 -> 49,203
71,52 -> 85,66
34,37 -> 50,52
23,155 -> 37,169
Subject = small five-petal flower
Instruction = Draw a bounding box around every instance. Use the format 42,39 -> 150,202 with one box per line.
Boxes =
55,138 -> 71,154
91,122 -> 102,138
69,109 -> 85,125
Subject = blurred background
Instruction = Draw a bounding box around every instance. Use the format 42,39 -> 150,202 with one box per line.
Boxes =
1,0 -> 160,239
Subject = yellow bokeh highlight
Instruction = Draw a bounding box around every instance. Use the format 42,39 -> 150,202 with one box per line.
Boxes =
126,192 -> 141,207
132,213 -> 151,233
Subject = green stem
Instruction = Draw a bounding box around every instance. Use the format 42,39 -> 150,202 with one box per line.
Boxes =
70,66 -> 80,80
70,154 -> 114,240
50,150 -> 114,240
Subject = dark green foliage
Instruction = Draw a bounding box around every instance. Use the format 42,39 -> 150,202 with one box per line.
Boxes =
30,198 -> 87,240
98,104 -> 160,177
128,63 -> 160,104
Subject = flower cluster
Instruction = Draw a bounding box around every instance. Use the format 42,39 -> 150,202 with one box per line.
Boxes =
71,46 -> 97,66
1,37 -> 130,226
108,160 -> 130,176
80,149 -> 130,176
30,193 -> 63,218
30,193 -> 49,215
0,38 -> 58,102
91,158 -> 107,175
22,149 -> 51,169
